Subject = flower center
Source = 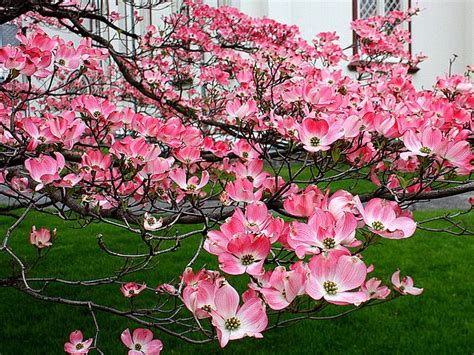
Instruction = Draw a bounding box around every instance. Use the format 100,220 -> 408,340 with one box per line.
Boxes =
128,290 -> 135,295
242,151 -> 249,158
187,184 -> 196,191
201,304 -> 212,313
241,254 -> 255,266
225,316 -> 241,331
310,137 -> 320,147
93,111 -> 101,118
76,343 -> 84,350
323,280 -> 338,295
134,343 -> 142,351
58,58 -> 66,65
147,217 -> 156,225
322,237 -> 335,249
419,146 -> 431,154
371,221 -> 385,231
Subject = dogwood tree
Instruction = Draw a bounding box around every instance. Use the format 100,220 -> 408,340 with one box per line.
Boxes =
0,0 -> 473,352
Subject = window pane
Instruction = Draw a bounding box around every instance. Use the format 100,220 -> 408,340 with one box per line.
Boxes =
0,24 -> 20,47
385,0 -> 401,13
359,0 -> 377,19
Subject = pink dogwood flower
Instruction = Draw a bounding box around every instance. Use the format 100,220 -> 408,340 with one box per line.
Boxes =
183,278 -> 222,319
258,262 -> 307,310
143,213 -> 163,231
298,118 -> 343,152
355,197 -> 417,239
29,226 -> 55,249
64,330 -> 93,354
225,178 -> 263,203
226,98 -> 257,119
25,152 -> 65,191
361,277 -> 391,300
391,270 -> 423,296
211,283 -> 268,347
401,127 -> 444,159
306,253 -> 369,305
121,328 -> 163,355
283,186 -> 326,217
121,282 -> 147,298
289,209 -> 358,258
169,168 -> 209,194
218,234 -> 271,276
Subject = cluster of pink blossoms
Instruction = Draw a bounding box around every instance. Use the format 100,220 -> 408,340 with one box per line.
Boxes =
0,0 -> 471,351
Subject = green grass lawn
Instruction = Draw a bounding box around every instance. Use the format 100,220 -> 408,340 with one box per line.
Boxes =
0,209 -> 473,354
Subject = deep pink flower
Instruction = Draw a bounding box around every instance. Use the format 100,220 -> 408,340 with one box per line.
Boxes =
64,330 -> 93,354
121,328 -> 163,355
25,152 -> 65,191
120,282 -> 147,298
218,234 -> 271,276
289,209 -> 358,258
298,118 -> 343,152
283,187 -> 326,217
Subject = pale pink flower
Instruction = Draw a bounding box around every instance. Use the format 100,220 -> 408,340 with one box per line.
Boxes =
361,277 -> 391,300
225,178 -> 263,203
211,283 -> 267,347
391,270 -> 423,296
174,146 -> 201,165
183,279 -> 221,319
355,197 -> 416,239
121,328 -> 163,355
226,98 -> 257,119
143,213 -> 163,231
401,127 -> 444,159
231,139 -> 260,160
233,202 -> 271,234
64,330 -> 93,354
258,262 -> 307,310
29,226 -> 55,248
306,252 -> 369,305
169,168 -> 209,194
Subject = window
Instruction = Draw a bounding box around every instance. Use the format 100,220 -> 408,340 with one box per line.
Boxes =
0,23 -> 19,47
352,0 -> 411,55
358,0 -> 403,19
350,0 -> 418,72
0,24 -> 19,83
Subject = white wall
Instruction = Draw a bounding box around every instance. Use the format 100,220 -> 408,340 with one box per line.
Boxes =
412,0 -> 473,88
